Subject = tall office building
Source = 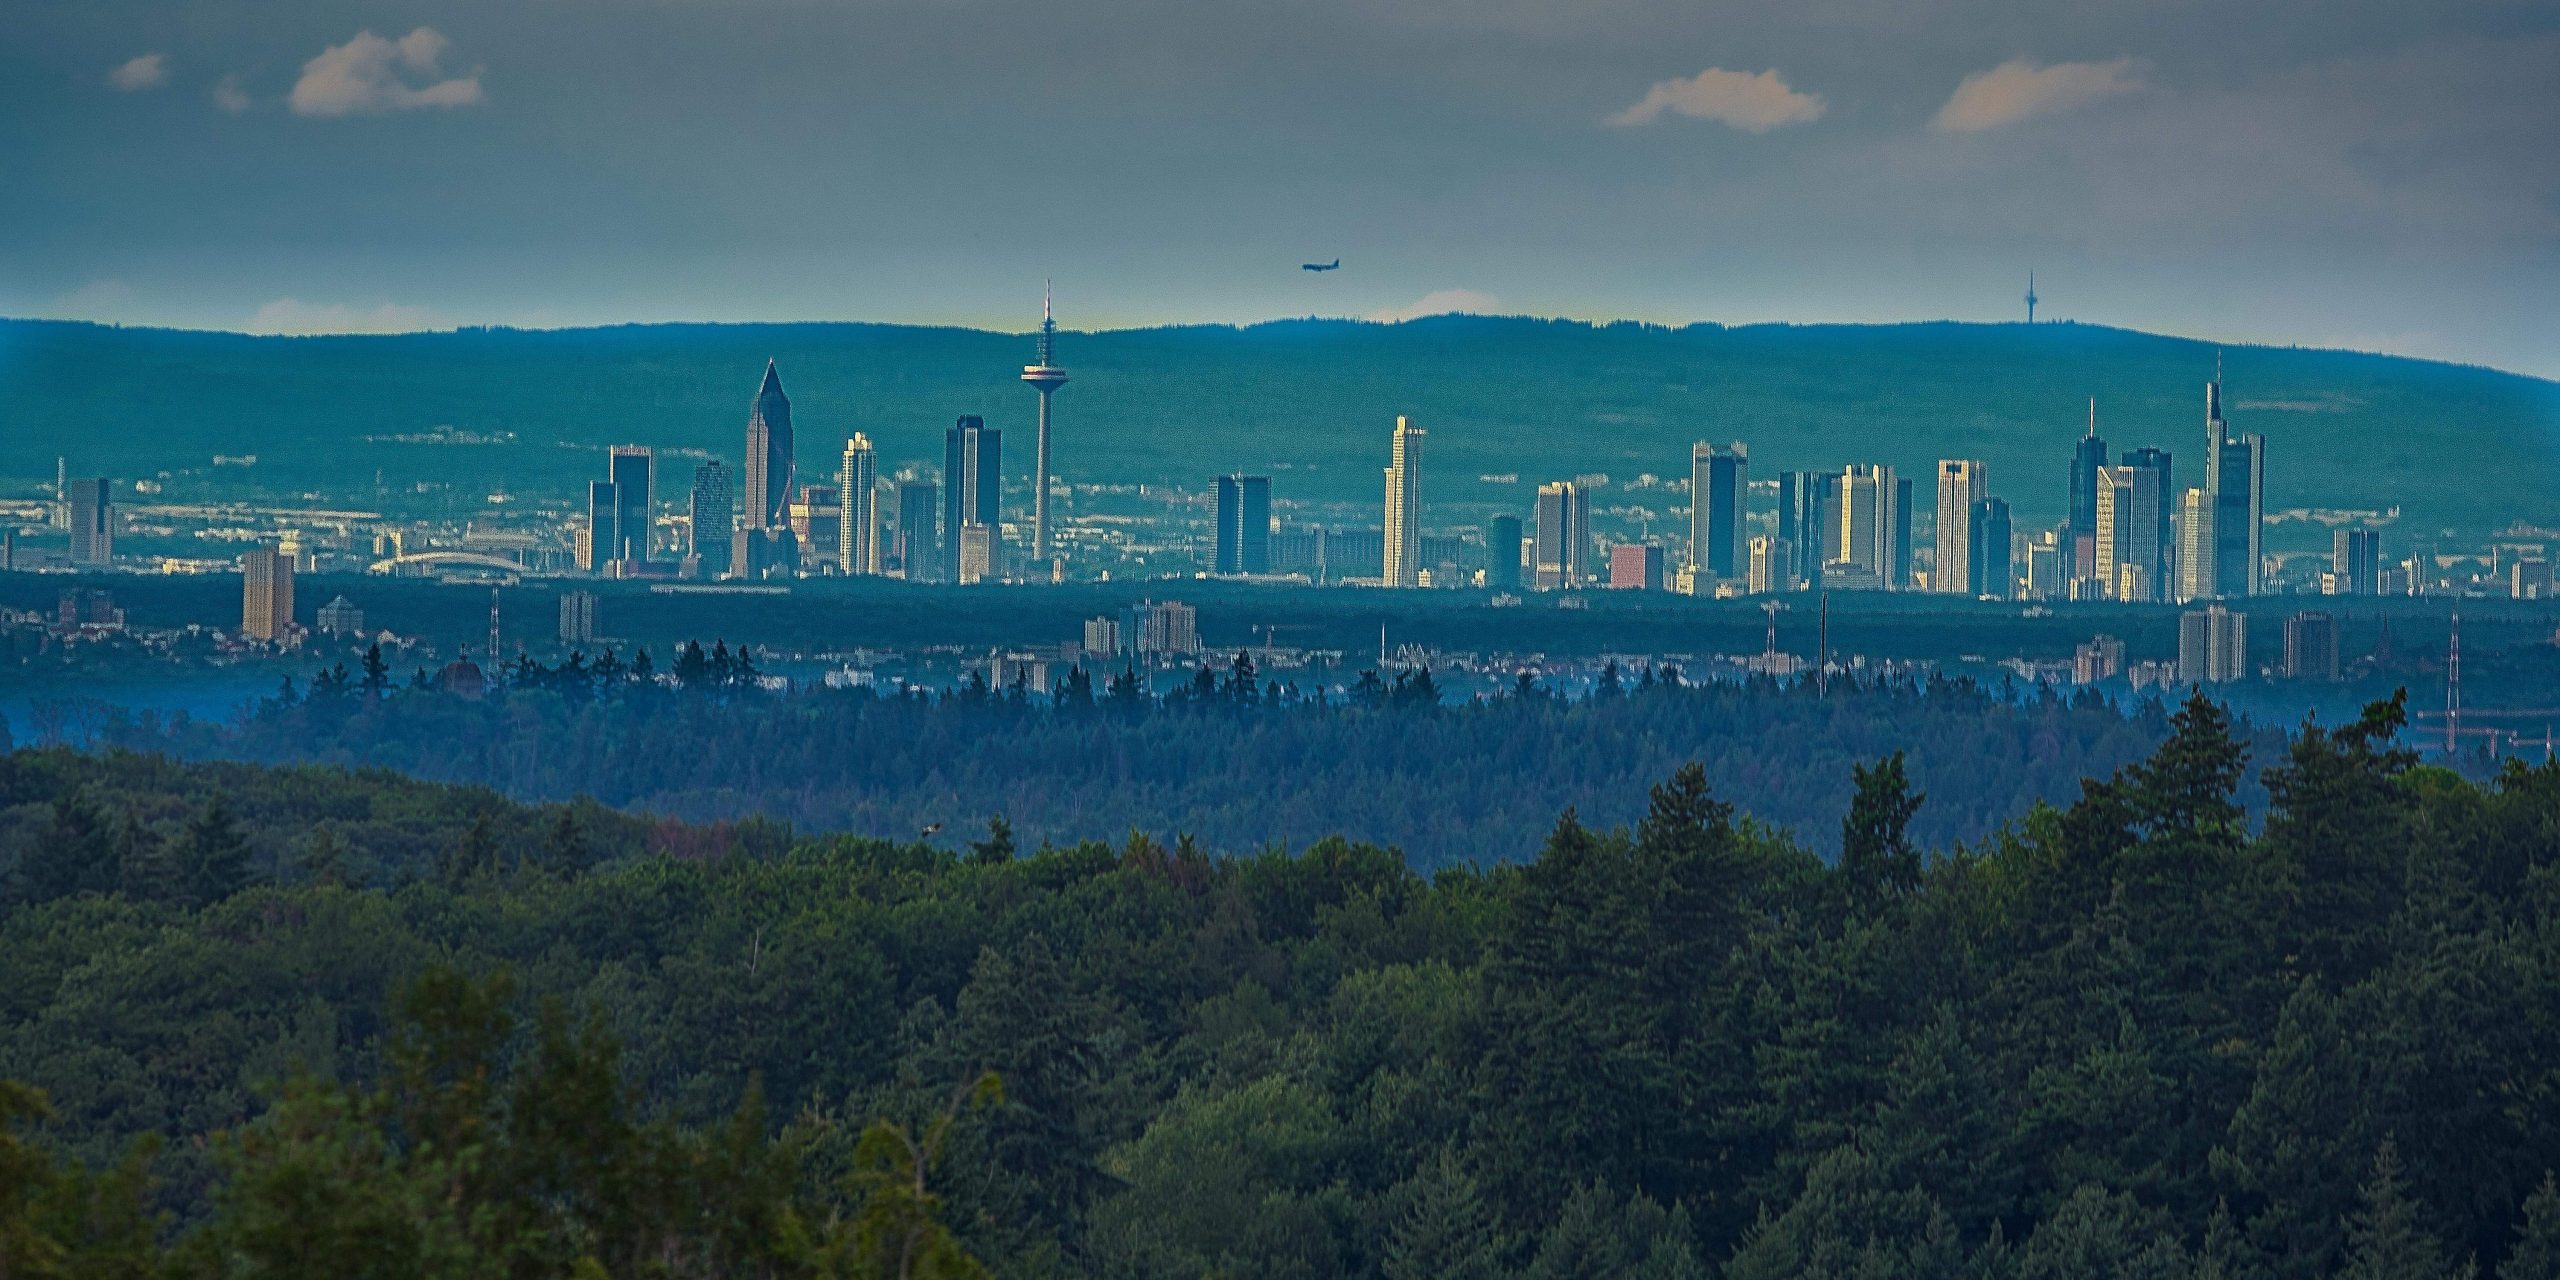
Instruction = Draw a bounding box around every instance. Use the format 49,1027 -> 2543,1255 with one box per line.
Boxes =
958,524 -> 1000,586
688,461 -> 734,579
1532,481 -> 1589,590
1381,416 -> 1425,587
1894,476 -> 1914,589
1020,285 -> 1069,568
1746,535 -> 1792,595
943,416 -> 1003,583
1836,465 -> 1901,588
2095,465 -> 2163,602
2070,401 -> 2107,579
1969,497 -> 2013,600
2284,611 -> 2341,681
1609,543 -> 1665,591
2332,527 -> 2381,596
2026,530 -> 2063,601
2202,366 -> 2266,597
1934,459 -> 1990,594
241,546 -> 294,642
66,478 -> 112,567
1692,442 -> 1748,581
840,435 -> 879,575
1776,471 -> 1828,589
559,590 -> 601,646
792,485 -> 840,566
2178,604 -> 2249,684
2122,447 -> 2174,595
1213,474 -> 1272,575
742,361 -> 794,532
582,480 -> 619,574
1486,515 -> 1524,591
2175,487 -> 2213,602
608,446 -> 653,565
895,481 -> 939,581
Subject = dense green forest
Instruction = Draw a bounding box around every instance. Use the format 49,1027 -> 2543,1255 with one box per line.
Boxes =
5,690 -> 2560,1277
54,649 -> 2251,866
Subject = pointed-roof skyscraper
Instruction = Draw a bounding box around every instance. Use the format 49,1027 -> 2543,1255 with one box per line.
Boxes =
743,359 -> 794,531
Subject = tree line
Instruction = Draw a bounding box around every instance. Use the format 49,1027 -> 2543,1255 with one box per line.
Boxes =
2,691 -> 2559,1276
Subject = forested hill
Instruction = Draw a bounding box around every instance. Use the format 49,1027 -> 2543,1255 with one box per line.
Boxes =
72,663 -> 2228,868
5,315 -> 2555,535
4,695 -> 2560,1278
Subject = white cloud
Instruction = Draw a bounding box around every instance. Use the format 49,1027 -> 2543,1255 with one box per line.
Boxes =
213,74 -> 251,114
1933,58 -> 2142,132
1607,67 -> 1825,132
248,298 -> 444,334
289,27 -> 482,117
107,54 -> 168,92
51,280 -> 137,320
1369,289 -> 1499,322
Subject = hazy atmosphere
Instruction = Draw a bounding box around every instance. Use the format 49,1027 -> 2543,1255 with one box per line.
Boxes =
6,0 -> 2556,375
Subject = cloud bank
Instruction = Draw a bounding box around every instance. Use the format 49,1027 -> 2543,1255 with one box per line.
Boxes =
1933,58 -> 2142,132
1608,67 -> 1825,132
1370,289 -> 1499,322
107,54 -> 168,91
289,27 -> 482,117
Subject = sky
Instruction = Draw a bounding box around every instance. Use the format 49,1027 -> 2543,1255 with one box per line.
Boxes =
5,0 -> 2557,377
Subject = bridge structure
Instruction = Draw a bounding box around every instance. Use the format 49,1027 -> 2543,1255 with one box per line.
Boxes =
366,550 -> 536,575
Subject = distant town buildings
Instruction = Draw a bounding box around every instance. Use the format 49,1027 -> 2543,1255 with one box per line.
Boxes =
559,589 -> 600,645
2178,604 -> 2249,684
1214,475 -> 1272,575
66,478 -> 111,568
315,595 -> 365,637
240,546 -> 295,643
2283,610 -> 2341,681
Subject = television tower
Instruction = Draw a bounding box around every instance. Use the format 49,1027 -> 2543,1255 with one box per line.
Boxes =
1021,283 -> 1069,569
2024,270 -> 2038,324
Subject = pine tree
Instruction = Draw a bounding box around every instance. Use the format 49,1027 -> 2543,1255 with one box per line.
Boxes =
298,824 -> 352,888
180,794 -> 253,908
543,808 -> 591,877
2502,1174 -> 2560,1280
2339,1139 -> 2467,1280
22,789 -> 117,902
360,642 -> 391,699
1381,1148 -> 1508,1280
1839,751 -> 1925,908
967,817 -> 1016,866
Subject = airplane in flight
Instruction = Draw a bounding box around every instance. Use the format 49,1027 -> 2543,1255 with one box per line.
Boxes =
1302,259 -> 1340,272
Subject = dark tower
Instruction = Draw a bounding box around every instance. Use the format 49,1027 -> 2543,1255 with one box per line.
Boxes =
743,361 -> 794,531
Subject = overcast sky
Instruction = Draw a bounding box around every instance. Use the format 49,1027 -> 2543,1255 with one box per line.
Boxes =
6,0 -> 2556,376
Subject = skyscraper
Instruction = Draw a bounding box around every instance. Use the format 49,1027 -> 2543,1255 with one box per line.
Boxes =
559,590 -> 600,646
1776,471 -> 1828,590
2179,604 -> 2249,684
688,461 -> 734,578
840,435 -> 879,575
608,445 -> 653,565
1608,543 -> 1664,591
1836,465 -> 1900,587
1532,481 -> 1588,590
1486,515 -> 1523,591
2284,611 -> 2342,681
2123,446 -> 2174,598
2070,401 -> 2107,580
1934,459 -> 1990,594
1692,442 -> 1748,581
1021,284 -> 1069,569
2203,363 -> 2265,597
1969,497 -> 2013,600
583,480 -> 619,574
2175,487 -> 2213,602
742,360 -> 794,531
66,478 -> 111,567
241,546 -> 294,642
1213,474 -> 1272,575
895,481 -> 939,581
1382,417 -> 1425,587
1747,535 -> 1791,595
2332,527 -> 2381,596
2095,464 -> 2163,602
943,416 -> 1002,583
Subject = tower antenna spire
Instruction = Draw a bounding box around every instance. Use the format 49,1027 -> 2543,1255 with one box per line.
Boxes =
2025,269 -> 2038,324
1022,282 -> 1070,570
2086,397 -> 2096,439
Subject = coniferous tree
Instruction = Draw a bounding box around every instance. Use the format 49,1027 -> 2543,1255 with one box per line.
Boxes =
543,808 -> 591,877
179,793 -> 253,907
1380,1147 -> 1509,1280
2503,1174 -> 2560,1280
2338,1139 -> 2469,1280
1840,751 -> 1925,908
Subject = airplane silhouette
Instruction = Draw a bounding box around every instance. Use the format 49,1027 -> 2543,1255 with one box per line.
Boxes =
1302,259 -> 1340,272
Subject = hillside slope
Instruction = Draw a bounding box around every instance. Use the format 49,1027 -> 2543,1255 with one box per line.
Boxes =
3,316 -> 2553,537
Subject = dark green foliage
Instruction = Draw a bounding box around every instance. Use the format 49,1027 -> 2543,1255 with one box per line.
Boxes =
178,792 -> 251,908
0,695 -> 2556,1279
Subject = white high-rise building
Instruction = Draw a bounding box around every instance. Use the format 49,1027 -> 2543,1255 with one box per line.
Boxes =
1381,416 -> 1425,587
2096,465 -> 2164,603
1934,459 -> 1990,595
1835,465 -> 1900,586
839,435 -> 879,575
2176,487 -> 2214,602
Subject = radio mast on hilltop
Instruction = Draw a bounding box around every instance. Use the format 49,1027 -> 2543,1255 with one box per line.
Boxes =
1021,283 -> 1070,570
2025,270 -> 2039,324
